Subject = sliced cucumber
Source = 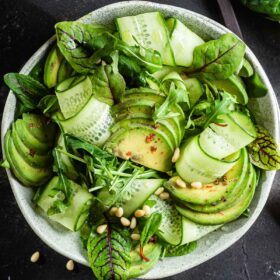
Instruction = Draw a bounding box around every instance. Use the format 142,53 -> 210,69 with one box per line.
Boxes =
180,218 -> 221,245
166,18 -> 204,67
183,77 -> 204,106
209,112 -> 256,150
37,176 -> 93,231
147,195 -> 182,245
116,12 -> 175,66
238,59 -> 254,78
199,127 -> 237,159
176,136 -> 240,184
56,76 -> 92,119
98,179 -> 165,217
57,59 -> 74,83
59,96 -> 113,146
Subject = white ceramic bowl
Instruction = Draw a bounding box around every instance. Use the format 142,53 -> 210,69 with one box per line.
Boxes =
2,1 -> 280,279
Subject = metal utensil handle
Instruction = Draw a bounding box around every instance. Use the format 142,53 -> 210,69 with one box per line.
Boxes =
217,0 -> 243,39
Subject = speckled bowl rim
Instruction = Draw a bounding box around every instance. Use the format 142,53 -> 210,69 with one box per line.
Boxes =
1,1 -> 280,279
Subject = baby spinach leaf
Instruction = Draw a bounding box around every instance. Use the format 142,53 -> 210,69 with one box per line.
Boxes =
4,73 -> 49,109
37,95 -> 60,116
87,223 -> 132,280
140,213 -> 162,261
165,241 -> 197,257
186,33 -> 246,81
247,125 -> 280,170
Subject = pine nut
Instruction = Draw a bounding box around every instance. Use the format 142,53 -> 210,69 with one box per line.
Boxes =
115,207 -> 124,218
159,192 -> 170,200
109,207 -> 118,216
172,148 -> 180,163
191,181 -> 203,189
131,233 -> 140,241
175,177 -> 187,188
134,209 -> 145,218
121,217 -> 131,227
30,251 -> 40,263
66,260 -> 75,271
143,205 -> 151,217
155,187 -> 164,196
96,224 -> 107,234
130,217 -> 137,229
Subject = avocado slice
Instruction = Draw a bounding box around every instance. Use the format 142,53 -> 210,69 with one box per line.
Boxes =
110,118 -> 175,150
213,75 -> 248,105
44,45 -> 64,88
167,148 -> 247,204
185,162 -> 254,213
4,130 -> 52,187
105,127 -> 173,172
57,58 -> 74,84
12,124 -> 53,168
129,243 -> 162,278
176,167 -> 257,225
239,59 -> 254,78
244,72 -> 268,98
14,120 -> 50,154
22,113 -> 56,145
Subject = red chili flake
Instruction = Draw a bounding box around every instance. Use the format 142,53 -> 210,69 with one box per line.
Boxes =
126,151 -> 132,157
214,122 -> 228,127
222,181 -> 228,186
150,146 -> 157,153
214,179 -> 220,185
154,123 -> 161,129
29,149 -> 36,157
222,175 -> 227,181
146,133 -> 156,143
206,185 -> 212,189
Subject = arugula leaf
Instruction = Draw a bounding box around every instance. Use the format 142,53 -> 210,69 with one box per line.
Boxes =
186,33 -> 246,81
37,95 -> 60,116
87,223 -> 132,280
165,241 -> 197,257
203,91 -> 237,128
186,91 -> 236,130
4,73 -> 49,109
248,125 -> 280,170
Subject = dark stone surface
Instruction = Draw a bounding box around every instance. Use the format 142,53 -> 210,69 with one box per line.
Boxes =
1,0 -> 280,279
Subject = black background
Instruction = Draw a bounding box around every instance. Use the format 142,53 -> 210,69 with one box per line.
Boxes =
1,0 -> 280,279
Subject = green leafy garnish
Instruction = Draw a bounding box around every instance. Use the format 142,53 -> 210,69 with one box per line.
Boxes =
37,95 -> 60,116
244,72 -> 268,98
87,223 -> 132,280
0,160 -> 10,168
140,213 -> 162,261
4,73 -> 49,109
247,125 -> 280,170
186,33 -> 245,81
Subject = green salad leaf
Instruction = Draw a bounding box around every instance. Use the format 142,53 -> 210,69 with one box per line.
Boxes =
37,95 -> 60,116
165,241 -> 197,257
186,33 -> 246,81
4,73 -> 49,109
87,223 -> 132,280
139,213 -> 162,261
247,125 -> 280,170
186,91 -> 236,130
244,72 -> 268,98
240,0 -> 280,21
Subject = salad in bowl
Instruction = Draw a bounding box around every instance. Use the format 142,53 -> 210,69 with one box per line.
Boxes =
2,3 -> 280,280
